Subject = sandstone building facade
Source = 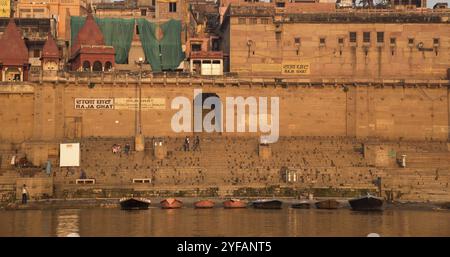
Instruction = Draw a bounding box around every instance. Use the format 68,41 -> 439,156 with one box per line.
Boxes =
0,3 -> 449,203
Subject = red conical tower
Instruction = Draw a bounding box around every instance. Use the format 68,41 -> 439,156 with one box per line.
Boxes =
41,33 -> 60,72
0,18 -> 30,81
70,6 -> 115,72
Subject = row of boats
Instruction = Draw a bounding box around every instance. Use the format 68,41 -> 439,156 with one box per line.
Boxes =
119,194 -> 384,211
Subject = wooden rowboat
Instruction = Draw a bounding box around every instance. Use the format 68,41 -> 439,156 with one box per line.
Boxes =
194,199 -> 215,208
119,197 -> 151,210
291,201 -> 311,209
252,199 -> 282,209
223,199 -> 247,209
349,194 -> 384,211
160,198 -> 183,209
315,199 -> 340,209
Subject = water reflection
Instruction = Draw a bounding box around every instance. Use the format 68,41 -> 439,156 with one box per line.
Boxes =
56,209 -> 80,237
0,208 -> 449,236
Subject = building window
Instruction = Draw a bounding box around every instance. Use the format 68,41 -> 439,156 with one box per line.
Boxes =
433,38 -> 440,45
152,0 -> 155,5
93,61 -> 103,72
141,9 -> 147,16
377,32 -> 384,43
275,31 -> 281,41
191,43 -> 202,52
408,38 -> 414,45
261,18 -> 269,24
319,37 -> 326,46
82,61 -> 91,71
338,37 -> 344,45
363,32 -> 370,43
249,18 -> 257,24
136,25 -> 140,35
33,49 -> 40,58
105,62 -> 113,72
238,18 -> 246,24
390,37 -> 396,45
169,2 -> 177,13
390,37 -> 397,45
276,2 -> 285,7
294,37 -> 301,45
349,32 -> 357,43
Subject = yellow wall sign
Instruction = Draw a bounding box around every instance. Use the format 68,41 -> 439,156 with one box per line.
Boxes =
0,0 -> 11,18
282,62 -> 310,75
115,98 -> 166,110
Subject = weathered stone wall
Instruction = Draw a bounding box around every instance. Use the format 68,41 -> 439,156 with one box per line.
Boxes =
0,85 -> 35,143
0,82 -> 449,143
226,16 -> 449,79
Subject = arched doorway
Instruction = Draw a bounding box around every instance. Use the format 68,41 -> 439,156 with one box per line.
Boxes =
104,61 -> 112,72
5,68 -> 21,81
93,61 -> 103,72
82,61 -> 91,71
193,92 -> 222,133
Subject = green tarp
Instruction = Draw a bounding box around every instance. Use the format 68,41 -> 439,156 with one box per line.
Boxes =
70,17 -> 185,70
70,17 -> 135,64
137,18 -> 185,71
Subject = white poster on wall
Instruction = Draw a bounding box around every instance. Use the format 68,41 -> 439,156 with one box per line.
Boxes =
60,143 -> 80,167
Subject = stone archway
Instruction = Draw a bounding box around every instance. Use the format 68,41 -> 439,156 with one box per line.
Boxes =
93,61 -> 103,72
193,92 -> 222,133
104,61 -> 112,71
82,61 -> 91,71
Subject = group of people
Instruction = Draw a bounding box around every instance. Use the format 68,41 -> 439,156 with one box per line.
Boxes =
112,143 -> 131,155
184,136 -> 201,151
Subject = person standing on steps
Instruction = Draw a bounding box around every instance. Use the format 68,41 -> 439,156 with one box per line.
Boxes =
193,136 -> 201,151
184,136 -> 190,151
21,184 -> 29,204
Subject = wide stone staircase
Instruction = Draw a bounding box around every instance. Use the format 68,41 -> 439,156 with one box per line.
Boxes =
2,137 -> 450,201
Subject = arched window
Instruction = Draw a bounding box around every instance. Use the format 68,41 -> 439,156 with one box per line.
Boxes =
82,61 -> 91,71
93,61 -> 103,72
104,61 -> 113,72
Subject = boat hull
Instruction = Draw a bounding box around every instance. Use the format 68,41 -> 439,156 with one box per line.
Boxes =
223,199 -> 247,209
194,200 -> 215,208
252,200 -> 282,209
315,199 -> 339,209
120,198 -> 150,210
291,202 -> 311,209
349,196 -> 384,211
160,198 -> 183,209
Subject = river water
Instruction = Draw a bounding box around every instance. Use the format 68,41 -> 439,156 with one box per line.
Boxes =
0,207 -> 449,237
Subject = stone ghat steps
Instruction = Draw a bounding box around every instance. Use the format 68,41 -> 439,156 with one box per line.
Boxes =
398,152 -> 450,168
0,170 -> 20,184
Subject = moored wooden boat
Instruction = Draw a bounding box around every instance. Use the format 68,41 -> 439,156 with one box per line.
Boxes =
291,201 -> 311,209
194,199 -> 215,208
349,194 -> 384,211
252,199 -> 282,209
223,199 -> 247,209
315,199 -> 339,209
119,197 -> 151,210
160,198 -> 183,209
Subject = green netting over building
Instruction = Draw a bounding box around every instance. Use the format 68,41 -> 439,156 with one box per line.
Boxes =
70,17 -> 185,70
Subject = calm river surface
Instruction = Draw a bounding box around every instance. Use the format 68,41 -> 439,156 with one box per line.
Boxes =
0,208 -> 449,237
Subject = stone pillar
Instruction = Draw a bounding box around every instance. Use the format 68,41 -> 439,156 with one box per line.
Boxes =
135,134 -> 145,152
259,143 -> 271,160
153,140 -> 167,160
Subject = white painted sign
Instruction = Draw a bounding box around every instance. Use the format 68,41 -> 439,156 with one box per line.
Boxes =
60,143 -> 80,167
74,98 -> 114,109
